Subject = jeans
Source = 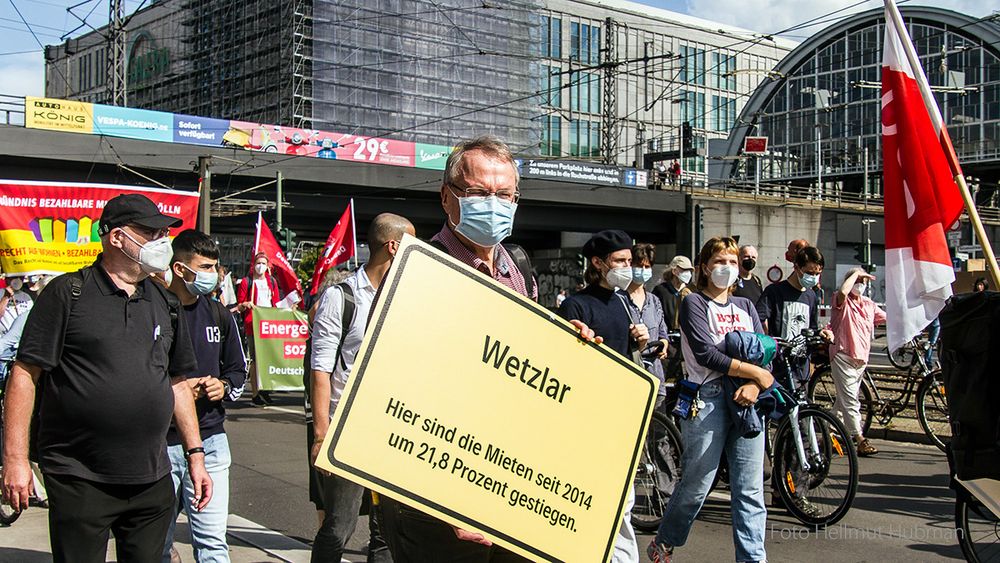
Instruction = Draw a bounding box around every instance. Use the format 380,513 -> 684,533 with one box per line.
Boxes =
312,471 -> 364,563
831,352 -> 867,437
925,318 -> 941,366
163,432 -> 231,563
654,379 -> 767,563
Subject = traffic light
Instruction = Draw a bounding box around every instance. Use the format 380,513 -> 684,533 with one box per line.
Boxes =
681,122 -> 693,149
576,253 -> 586,274
279,227 -> 296,252
853,243 -> 875,273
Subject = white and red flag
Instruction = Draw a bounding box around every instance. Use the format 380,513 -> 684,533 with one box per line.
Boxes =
254,212 -> 304,304
881,0 -> 965,352
309,200 -> 356,294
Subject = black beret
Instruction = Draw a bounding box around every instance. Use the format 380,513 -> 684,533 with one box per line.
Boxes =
582,229 -> 632,258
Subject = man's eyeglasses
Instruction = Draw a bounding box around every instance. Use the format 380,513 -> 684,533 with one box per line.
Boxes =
126,224 -> 170,241
448,183 -> 520,204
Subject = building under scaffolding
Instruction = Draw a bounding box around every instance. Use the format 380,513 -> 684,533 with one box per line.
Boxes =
43,0 -> 792,177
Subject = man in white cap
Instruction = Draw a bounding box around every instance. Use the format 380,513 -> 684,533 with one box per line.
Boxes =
652,255 -> 694,331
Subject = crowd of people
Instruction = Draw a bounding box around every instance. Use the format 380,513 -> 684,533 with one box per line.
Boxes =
0,134 -> 895,563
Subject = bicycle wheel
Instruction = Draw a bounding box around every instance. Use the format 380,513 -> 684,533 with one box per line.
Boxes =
772,407 -> 859,528
916,369 -> 951,453
632,410 -> 683,532
806,368 -> 874,437
887,342 -> 916,371
956,493 -> 1000,562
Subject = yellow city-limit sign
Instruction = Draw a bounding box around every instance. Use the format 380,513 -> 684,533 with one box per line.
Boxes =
315,235 -> 658,562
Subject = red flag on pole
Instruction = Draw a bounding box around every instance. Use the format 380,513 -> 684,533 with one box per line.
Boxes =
309,201 -> 356,294
881,0 -> 965,352
254,212 -> 303,302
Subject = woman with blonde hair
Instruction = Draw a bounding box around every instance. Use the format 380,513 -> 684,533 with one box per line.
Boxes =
648,237 -> 773,563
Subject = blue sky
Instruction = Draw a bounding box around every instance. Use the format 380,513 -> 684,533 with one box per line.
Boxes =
0,0 -> 990,100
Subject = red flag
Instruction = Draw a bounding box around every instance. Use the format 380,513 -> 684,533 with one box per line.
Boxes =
254,212 -> 303,302
881,0 -> 965,352
309,202 -> 356,295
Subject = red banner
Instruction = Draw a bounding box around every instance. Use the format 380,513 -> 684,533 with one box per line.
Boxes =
0,180 -> 199,275
310,202 -> 355,294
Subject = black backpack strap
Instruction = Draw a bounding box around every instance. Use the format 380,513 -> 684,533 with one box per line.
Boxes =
150,281 -> 181,337
335,282 -> 356,371
503,243 -> 537,298
68,266 -> 92,307
209,299 -> 231,345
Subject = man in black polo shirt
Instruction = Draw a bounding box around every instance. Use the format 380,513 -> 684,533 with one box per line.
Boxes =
1,194 -> 210,563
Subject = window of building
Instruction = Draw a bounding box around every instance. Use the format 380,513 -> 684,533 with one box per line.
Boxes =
542,16 -> 561,59
710,53 -> 737,91
541,65 -> 562,107
569,119 -> 600,157
681,45 -> 705,85
570,71 -> 601,113
571,21 -> 600,64
712,95 -> 736,131
680,90 -> 706,129
541,115 -> 562,156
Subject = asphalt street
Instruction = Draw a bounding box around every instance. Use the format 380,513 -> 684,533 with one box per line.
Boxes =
227,392 -> 965,562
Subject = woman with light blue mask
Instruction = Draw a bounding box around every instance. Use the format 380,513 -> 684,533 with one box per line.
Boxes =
625,243 -> 670,411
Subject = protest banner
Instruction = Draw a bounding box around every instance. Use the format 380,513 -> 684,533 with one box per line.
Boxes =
252,306 -> 309,391
315,235 -> 658,562
0,180 -> 199,275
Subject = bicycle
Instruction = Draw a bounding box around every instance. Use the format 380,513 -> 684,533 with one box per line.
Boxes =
807,338 -> 951,452
678,330 -> 859,528
953,477 -> 1000,562
631,409 -> 684,532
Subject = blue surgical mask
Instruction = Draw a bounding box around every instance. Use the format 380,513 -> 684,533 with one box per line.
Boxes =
632,267 -> 653,284
180,263 -> 219,296
800,272 -> 820,289
452,194 -> 517,248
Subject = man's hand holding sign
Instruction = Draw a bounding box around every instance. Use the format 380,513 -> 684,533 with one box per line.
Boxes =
314,234 -> 658,562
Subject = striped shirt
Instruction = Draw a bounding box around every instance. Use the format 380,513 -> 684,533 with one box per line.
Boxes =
431,224 -> 537,300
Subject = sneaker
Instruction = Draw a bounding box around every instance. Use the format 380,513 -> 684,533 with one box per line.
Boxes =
856,438 -> 878,457
259,390 -> 274,405
647,539 -> 673,563
251,394 -> 268,407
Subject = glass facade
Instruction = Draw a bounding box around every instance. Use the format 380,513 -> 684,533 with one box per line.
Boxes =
730,13 -> 1000,198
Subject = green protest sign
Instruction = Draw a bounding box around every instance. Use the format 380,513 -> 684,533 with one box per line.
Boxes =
251,306 -> 308,391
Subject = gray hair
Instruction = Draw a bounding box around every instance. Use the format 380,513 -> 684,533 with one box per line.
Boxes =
442,135 -> 520,187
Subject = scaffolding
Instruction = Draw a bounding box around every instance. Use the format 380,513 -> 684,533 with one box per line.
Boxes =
311,0 -> 540,149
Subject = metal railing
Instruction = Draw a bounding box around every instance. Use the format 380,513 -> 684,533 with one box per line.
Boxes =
0,95 -> 25,125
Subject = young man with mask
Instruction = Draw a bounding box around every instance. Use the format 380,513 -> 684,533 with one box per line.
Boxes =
309,213 -> 413,563
163,230 -> 247,562
2,194 -> 208,563
757,246 -> 832,357
652,255 -> 694,331
558,229 -> 649,563
733,244 -> 763,304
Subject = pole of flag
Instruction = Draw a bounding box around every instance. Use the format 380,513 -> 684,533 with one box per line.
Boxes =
253,211 -> 262,255
883,0 -> 1000,288
350,198 -> 359,270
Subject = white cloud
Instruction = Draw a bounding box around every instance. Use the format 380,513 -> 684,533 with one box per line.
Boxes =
683,0 -> 993,37
0,51 -> 45,99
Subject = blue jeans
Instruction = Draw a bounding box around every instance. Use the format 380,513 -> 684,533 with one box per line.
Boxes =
163,432 -> 231,563
654,379 -> 767,563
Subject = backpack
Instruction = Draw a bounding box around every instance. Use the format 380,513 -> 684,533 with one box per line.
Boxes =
428,240 -> 537,298
303,282 -> 356,423
939,291 -> 1000,480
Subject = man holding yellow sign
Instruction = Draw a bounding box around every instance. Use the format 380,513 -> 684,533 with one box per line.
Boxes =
315,137 -> 657,562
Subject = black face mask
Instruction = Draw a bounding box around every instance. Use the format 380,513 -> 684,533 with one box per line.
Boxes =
742,258 -> 756,272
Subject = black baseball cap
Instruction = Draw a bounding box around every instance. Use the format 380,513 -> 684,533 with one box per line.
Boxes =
98,193 -> 182,236
582,229 -> 633,258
